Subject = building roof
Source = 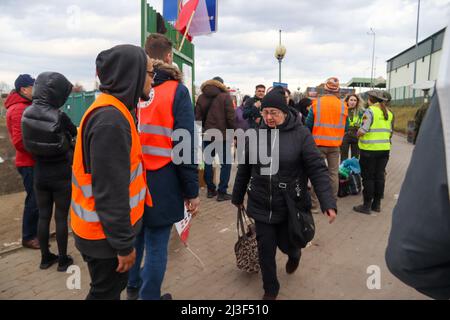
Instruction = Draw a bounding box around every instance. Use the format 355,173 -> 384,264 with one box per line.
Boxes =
387,27 -> 446,73
345,77 -> 386,88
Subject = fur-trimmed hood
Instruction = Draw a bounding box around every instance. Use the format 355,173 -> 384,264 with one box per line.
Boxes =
200,79 -> 228,98
152,59 -> 183,82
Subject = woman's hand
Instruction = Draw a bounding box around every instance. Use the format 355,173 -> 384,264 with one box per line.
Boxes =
233,203 -> 244,209
324,209 -> 337,224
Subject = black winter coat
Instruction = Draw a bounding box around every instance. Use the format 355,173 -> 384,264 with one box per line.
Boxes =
232,111 -> 336,224
22,72 -> 77,184
22,72 -> 75,159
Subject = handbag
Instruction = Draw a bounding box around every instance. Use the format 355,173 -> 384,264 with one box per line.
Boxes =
278,179 -> 316,249
234,206 -> 260,273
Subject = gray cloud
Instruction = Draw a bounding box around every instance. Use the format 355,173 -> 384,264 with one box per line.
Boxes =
0,0 -> 449,94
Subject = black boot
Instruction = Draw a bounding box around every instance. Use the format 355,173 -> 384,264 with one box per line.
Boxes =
217,192 -> 232,202
353,199 -> 372,215
371,198 -> 381,212
207,188 -> 217,198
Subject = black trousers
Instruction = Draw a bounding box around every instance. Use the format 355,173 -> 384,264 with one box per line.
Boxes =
255,220 -> 301,296
359,150 -> 390,201
340,132 -> 360,162
83,254 -> 128,300
34,179 -> 71,259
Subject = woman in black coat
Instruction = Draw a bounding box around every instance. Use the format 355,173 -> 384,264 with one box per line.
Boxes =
232,87 -> 337,300
22,72 -> 77,272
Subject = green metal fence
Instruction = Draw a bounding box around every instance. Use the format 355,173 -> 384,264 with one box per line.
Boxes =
62,91 -> 97,126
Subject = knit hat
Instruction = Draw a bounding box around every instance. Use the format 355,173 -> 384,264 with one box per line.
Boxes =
324,77 -> 340,93
14,74 -> 35,92
367,90 -> 388,102
261,86 -> 289,113
213,76 -> 224,84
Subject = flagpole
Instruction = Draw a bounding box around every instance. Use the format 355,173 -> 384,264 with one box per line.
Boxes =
178,9 -> 196,52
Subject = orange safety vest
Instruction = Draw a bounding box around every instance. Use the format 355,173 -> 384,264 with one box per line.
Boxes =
71,93 -> 152,241
312,95 -> 348,147
138,80 -> 178,171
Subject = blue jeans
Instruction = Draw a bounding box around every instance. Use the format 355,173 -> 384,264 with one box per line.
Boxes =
17,167 -> 39,241
128,225 -> 172,300
203,140 -> 232,194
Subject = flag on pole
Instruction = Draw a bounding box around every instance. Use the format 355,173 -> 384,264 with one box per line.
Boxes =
175,0 -> 217,40
175,0 -> 199,41
175,208 -> 192,245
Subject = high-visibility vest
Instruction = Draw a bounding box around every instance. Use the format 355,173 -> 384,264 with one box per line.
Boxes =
348,108 -> 362,127
71,93 -> 152,241
312,95 -> 348,147
358,104 -> 394,151
138,81 -> 178,171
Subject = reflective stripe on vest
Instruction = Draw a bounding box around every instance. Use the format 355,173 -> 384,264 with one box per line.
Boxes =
358,105 -> 393,151
71,93 -> 152,241
312,96 -> 348,147
138,80 -> 178,171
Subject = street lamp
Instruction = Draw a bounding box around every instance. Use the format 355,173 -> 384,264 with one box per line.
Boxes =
274,30 -> 286,83
367,28 -> 376,89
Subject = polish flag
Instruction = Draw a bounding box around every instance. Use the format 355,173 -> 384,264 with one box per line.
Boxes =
175,0 -> 215,40
175,0 -> 199,40
175,209 -> 192,244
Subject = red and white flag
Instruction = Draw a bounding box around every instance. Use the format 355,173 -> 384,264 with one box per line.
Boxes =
175,0 -> 199,40
175,208 -> 192,244
175,0 -> 215,40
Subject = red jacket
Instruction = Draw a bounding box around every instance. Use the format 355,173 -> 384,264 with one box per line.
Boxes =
5,91 -> 35,167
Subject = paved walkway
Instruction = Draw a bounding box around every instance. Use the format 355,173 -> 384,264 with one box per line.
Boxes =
0,135 -> 427,300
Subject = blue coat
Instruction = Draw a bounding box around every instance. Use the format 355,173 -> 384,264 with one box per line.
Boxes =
143,66 -> 199,228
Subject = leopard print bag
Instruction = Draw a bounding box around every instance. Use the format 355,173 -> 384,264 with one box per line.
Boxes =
234,206 -> 260,273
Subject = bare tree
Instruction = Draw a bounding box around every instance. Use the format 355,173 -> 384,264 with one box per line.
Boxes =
72,83 -> 85,93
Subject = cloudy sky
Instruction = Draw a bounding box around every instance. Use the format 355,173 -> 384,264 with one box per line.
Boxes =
0,0 -> 449,95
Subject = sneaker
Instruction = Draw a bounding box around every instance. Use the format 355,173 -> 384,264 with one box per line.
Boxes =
353,204 -> 371,215
40,253 -> 58,270
160,293 -> 173,300
127,287 -> 140,300
57,255 -> 74,272
22,238 -> 40,250
286,256 -> 300,274
217,192 -> 232,202
207,189 -> 218,198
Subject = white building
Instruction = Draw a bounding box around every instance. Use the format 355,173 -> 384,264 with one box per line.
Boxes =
387,27 -> 446,104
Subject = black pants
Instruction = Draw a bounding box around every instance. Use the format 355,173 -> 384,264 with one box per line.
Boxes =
34,179 -> 71,260
255,220 -> 301,296
359,150 -> 390,201
83,254 -> 128,300
340,132 -> 360,162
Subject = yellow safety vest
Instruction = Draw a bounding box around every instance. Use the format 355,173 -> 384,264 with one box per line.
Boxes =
358,104 -> 393,151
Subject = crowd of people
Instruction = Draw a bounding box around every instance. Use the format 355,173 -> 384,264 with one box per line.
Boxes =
2,32 -> 410,301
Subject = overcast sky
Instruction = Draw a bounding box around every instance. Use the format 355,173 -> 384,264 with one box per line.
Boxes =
0,0 -> 449,95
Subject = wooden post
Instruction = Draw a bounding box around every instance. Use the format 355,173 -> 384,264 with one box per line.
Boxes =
178,10 -> 196,52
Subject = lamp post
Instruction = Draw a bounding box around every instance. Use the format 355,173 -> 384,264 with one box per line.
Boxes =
367,28 -> 376,89
274,30 -> 286,83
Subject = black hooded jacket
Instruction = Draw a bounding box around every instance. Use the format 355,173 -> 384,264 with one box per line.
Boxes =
232,111 -> 336,224
21,72 -> 77,183
74,45 -> 147,259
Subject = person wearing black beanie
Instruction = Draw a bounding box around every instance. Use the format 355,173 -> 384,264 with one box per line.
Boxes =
232,86 -> 337,300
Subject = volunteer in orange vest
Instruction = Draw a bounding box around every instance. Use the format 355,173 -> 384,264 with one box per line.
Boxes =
71,45 -> 153,300
305,77 -> 349,211
127,34 -> 199,301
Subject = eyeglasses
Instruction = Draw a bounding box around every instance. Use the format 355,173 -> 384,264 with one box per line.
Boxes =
147,70 -> 157,80
261,110 -> 283,117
